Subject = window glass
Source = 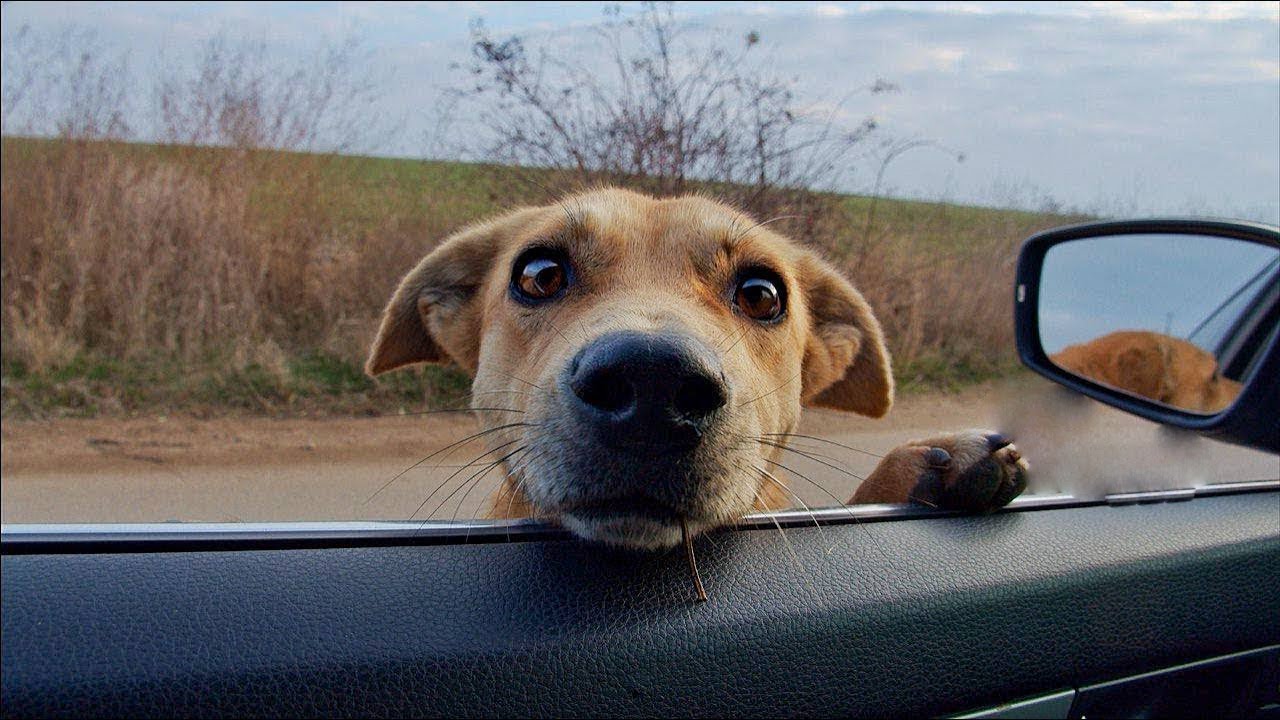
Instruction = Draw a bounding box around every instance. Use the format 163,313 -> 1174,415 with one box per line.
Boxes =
2,2 -> 1276,530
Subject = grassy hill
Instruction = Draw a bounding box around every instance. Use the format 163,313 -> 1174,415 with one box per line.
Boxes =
1,136 -> 1072,418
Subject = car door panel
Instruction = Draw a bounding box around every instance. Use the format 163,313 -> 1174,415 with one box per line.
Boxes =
4,491 -> 1278,718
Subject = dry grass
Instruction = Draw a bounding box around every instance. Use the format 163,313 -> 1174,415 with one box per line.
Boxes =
1,135 -> 1071,418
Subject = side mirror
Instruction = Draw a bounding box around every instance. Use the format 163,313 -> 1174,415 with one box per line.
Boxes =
1014,219 -> 1280,454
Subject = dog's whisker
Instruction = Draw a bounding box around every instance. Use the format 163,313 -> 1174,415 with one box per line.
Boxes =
413,445 -> 528,530
405,437 -> 525,524
501,456 -> 543,543
731,214 -> 802,244
768,430 -> 942,504
748,481 -> 806,573
541,316 -> 576,353
363,422 -> 535,505
480,442 -> 542,509
754,437 -> 868,482
763,432 -> 885,459
709,323 -> 739,351
746,436 -> 855,468
486,368 -> 547,392
766,447 -> 940,510
755,465 -> 850,557
719,325 -> 752,355
738,371 -> 803,408
397,407 -> 525,417
753,464 -> 825,537
454,447 -> 535,531
764,437 -> 937,507
502,468 -> 531,519
765,437 -> 848,461
721,324 -> 747,351
761,457 -> 898,562
467,389 -> 540,398
713,324 -> 747,352
485,448 -> 543,522
760,456 -> 856,511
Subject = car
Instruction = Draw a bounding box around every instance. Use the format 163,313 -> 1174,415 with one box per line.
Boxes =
3,219 -> 1277,719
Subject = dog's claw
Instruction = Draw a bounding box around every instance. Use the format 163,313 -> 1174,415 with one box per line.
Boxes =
924,447 -> 952,469
985,432 -> 1012,451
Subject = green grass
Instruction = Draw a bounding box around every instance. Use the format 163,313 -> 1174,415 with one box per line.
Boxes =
894,354 -> 1028,395
2,353 -> 472,419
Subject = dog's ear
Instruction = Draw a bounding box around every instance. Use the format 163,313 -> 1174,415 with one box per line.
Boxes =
797,254 -> 894,417
366,211 -> 530,376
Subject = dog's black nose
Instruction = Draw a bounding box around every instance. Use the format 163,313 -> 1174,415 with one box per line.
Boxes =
567,331 -> 728,450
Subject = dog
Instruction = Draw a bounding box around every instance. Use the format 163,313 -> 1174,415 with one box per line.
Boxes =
1051,330 -> 1241,414
366,188 -> 1029,550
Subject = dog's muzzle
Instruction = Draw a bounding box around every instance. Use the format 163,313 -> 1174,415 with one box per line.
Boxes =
532,330 -> 737,548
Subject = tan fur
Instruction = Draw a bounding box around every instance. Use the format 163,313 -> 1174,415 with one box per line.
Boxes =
1051,330 -> 1241,414
368,188 -> 1022,546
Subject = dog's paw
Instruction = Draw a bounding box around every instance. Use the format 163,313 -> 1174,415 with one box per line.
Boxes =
853,429 -> 1029,512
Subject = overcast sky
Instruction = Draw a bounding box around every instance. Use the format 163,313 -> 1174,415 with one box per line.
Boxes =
3,1 -> 1277,221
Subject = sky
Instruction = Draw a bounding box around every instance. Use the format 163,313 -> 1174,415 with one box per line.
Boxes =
3,1 -> 1278,221
1038,234 -> 1279,354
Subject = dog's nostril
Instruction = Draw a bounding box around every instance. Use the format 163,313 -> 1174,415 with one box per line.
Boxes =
673,373 -> 727,421
573,368 -> 635,413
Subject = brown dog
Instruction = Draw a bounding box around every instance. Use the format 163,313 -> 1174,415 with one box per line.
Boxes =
1051,330 -> 1241,413
367,188 -> 1028,549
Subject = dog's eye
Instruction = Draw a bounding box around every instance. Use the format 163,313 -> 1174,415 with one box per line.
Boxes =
735,275 -> 785,322
514,254 -> 567,301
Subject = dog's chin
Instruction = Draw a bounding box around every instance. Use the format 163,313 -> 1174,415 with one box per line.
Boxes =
559,512 -> 705,551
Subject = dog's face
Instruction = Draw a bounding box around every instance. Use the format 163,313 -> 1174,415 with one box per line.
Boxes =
367,188 -> 892,550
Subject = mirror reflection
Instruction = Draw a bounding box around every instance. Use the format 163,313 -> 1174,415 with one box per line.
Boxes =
1039,233 -> 1279,414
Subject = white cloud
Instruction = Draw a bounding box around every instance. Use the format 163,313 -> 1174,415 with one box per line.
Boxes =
814,4 -> 850,18
1080,1 -> 1280,23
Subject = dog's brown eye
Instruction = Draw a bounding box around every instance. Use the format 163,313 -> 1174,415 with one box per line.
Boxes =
735,276 -> 784,321
515,256 -> 566,300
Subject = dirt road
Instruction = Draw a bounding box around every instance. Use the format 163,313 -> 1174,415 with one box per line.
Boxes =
3,382 -> 1275,524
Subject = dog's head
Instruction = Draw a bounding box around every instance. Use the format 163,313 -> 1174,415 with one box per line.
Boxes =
1051,329 -> 1242,414
367,188 -> 892,549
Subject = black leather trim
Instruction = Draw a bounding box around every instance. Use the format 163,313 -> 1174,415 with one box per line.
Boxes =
3,492 -> 1278,718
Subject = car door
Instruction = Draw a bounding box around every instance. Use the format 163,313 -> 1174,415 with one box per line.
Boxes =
4,482 -> 1279,718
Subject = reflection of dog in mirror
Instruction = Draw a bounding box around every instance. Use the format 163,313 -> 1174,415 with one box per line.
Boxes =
366,188 -> 1028,549
1051,330 -> 1241,414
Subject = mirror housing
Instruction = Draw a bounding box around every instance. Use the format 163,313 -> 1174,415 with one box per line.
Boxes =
1015,219 -> 1280,454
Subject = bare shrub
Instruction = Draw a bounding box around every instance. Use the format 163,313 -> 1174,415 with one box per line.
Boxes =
1,24 -> 132,140
456,2 -> 893,241
156,34 -> 379,154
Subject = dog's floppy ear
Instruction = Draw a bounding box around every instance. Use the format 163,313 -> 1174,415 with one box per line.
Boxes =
366,211 -> 531,376
797,253 -> 894,417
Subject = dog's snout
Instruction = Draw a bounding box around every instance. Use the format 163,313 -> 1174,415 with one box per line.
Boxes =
568,331 -> 727,449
